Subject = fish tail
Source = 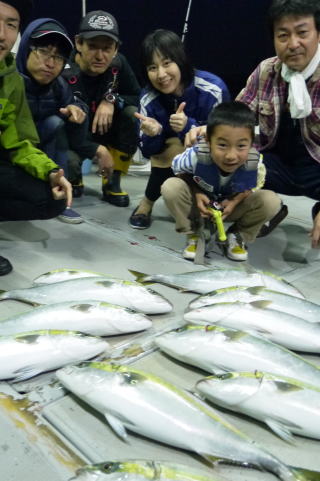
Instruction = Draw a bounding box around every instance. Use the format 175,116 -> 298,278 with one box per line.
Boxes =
128,270 -> 154,285
0,290 -> 8,300
291,467 -> 320,481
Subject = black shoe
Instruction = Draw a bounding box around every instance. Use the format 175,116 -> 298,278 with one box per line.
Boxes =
102,170 -> 130,207
129,207 -> 152,229
312,202 -> 320,220
0,256 -> 13,276
257,204 -> 288,238
102,190 -> 130,207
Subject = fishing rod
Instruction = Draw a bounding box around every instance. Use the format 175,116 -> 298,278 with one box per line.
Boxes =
182,0 -> 193,42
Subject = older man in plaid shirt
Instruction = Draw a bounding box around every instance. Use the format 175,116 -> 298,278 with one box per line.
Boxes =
237,0 -> 320,248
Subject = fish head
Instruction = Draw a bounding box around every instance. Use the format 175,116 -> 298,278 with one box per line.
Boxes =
56,363 -> 112,396
196,372 -> 261,407
50,331 -> 109,361
155,325 -> 207,355
125,284 -> 173,314
72,461 -> 151,480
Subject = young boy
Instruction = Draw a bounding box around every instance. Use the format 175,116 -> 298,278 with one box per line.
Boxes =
161,101 -> 282,262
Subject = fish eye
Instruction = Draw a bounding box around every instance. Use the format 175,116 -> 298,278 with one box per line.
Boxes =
103,462 -> 119,473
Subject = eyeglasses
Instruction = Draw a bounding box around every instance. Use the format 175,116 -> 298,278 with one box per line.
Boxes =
30,46 -> 67,65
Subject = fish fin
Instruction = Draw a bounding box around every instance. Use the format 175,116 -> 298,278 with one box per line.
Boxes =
265,418 -> 296,444
292,467 -> 320,481
128,270 -> 153,285
249,300 -> 273,309
104,413 -> 128,441
0,289 -> 7,299
199,453 -> 221,466
13,365 -> 43,382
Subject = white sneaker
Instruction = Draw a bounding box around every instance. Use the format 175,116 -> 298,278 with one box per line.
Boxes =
183,235 -> 199,260
227,231 -> 248,261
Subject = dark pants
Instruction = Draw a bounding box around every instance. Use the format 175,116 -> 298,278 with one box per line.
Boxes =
68,105 -> 138,183
37,115 -> 88,180
263,152 -> 320,200
0,162 -> 65,220
145,167 -> 174,202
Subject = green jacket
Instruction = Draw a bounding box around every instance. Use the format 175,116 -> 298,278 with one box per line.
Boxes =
0,53 -> 58,180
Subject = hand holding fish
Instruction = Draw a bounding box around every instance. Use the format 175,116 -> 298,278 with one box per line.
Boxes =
195,192 -> 212,218
134,112 -> 163,137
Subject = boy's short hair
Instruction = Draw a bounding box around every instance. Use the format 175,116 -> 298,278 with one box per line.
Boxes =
206,101 -> 255,140
268,0 -> 320,34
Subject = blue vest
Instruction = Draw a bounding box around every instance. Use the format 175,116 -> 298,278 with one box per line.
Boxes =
193,160 -> 258,200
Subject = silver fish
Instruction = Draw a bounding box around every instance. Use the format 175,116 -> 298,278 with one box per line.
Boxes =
129,268 -> 303,297
196,371 -> 320,442
0,277 -> 172,315
0,301 -> 152,336
189,286 -> 319,322
184,301 -> 320,352
57,362 -> 305,481
33,268 -> 106,285
70,460 -> 228,481
0,330 -> 109,382
155,325 -> 320,387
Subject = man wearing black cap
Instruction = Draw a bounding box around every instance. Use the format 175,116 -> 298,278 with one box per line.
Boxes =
0,1 -> 72,275
16,18 -> 88,224
63,10 -> 140,207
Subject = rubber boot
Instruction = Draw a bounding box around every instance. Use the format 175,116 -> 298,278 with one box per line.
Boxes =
102,147 -> 131,207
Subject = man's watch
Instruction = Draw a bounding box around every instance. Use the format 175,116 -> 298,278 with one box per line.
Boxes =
104,92 -> 117,104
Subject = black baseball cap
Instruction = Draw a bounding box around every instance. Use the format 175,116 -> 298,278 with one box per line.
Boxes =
31,22 -> 73,54
78,11 -> 120,43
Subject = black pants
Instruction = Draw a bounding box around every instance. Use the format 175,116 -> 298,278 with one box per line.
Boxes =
145,166 -> 174,202
0,162 -> 65,220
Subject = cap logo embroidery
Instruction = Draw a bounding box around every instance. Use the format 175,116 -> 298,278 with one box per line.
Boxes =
88,15 -> 114,31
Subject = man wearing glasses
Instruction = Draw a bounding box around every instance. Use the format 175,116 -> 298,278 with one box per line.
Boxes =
0,1 -> 72,276
16,18 -> 88,223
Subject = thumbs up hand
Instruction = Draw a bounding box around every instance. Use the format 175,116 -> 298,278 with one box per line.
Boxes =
169,102 -> 187,133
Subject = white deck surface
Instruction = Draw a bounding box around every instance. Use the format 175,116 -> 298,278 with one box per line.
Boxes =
0,164 -> 319,481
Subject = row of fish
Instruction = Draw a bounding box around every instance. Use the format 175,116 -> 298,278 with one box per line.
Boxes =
1,266 -> 319,480
56,362 -> 315,481
0,270 -> 172,381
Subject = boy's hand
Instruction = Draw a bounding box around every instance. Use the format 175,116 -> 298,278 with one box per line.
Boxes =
92,100 -> 114,135
220,199 -> 237,219
195,192 -> 211,217
60,105 -> 86,124
184,125 -> 206,147
134,112 -> 163,137
49,168 -> 72,207
169,102 -> 187,133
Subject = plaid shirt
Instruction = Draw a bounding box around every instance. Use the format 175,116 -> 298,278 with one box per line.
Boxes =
236,56 -> 320,162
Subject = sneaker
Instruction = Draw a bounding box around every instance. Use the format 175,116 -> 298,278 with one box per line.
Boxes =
256,203 -> 288,238
227,231 -> 248,261
58,207 -> 83,224
183,235 -> 199,260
